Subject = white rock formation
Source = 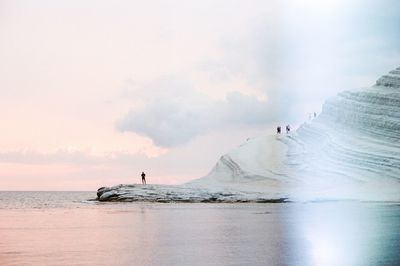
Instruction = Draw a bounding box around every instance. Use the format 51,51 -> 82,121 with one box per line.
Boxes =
191,66 -> 400,201
98,67 -> 400,202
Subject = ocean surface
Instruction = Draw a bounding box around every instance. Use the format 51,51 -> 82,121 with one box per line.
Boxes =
0,192 -> 399,266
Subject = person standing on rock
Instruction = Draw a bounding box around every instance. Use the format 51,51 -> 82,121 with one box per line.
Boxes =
286,125 -> 291,134
141,171 -> 146,185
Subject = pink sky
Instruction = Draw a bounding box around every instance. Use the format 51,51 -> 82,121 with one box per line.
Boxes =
0,0 -> 399,190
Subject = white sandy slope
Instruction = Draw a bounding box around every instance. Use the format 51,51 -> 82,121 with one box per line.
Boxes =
187,135 -> 291,195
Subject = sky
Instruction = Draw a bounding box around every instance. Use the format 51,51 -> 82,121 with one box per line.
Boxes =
0,0 -> 399,190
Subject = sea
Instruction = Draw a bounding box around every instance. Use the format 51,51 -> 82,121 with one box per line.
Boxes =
0,191 -> 399,266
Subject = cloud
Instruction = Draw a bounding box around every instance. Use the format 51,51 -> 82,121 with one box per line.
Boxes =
0,149 -> 115,165
117,77 -> 285,147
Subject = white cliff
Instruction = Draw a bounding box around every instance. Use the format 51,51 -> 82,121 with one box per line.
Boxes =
98,67 -> 400,202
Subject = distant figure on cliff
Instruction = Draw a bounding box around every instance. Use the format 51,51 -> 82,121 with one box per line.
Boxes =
277,126 -> 281,134
141,172 -> 146,185
314,112 -> 317,118
286,125 -> 291,134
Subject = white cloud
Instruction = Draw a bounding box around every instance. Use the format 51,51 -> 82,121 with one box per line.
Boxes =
117,77 -> 286,147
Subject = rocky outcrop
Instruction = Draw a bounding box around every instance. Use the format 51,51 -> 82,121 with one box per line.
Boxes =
96,184 -> 288,203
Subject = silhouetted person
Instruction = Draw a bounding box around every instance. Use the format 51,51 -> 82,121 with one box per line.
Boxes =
141,172 -> 146,185
286,125 -> 291,134
314,112 -> 317,118
277,126 -> 281,134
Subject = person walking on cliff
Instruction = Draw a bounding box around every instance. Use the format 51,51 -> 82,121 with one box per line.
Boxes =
277,126 -> 281,134
141,171 -> 146,185
286,125 -> 291,134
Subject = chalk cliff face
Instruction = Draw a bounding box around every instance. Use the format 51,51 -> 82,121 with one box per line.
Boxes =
191,67 -> 400,201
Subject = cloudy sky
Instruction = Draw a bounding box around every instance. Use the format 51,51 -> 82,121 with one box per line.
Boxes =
0,0 -> 399,190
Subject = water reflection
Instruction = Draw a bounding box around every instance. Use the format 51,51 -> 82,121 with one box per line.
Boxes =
286,203 -> 400,266
0,199 -> 399,266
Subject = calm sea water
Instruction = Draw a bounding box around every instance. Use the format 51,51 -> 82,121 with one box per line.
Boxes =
0,192 -> 399,266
